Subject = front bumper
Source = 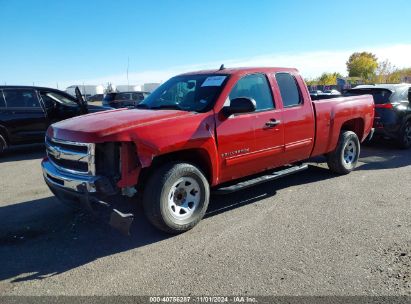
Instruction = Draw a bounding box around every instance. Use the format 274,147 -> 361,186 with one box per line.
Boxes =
42,157 -> 100,193
42,158 -> 134,234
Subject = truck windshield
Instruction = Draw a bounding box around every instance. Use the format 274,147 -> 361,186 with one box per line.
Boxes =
137,74 -> 229,112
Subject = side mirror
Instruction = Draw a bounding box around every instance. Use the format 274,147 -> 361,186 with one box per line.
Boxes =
408,88 -> 411,102
223,97 -> 256,116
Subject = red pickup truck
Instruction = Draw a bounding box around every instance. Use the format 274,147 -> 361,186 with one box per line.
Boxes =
42,67 -> 374,234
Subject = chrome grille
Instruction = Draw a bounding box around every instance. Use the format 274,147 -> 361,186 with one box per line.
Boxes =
45,137 -> 96,175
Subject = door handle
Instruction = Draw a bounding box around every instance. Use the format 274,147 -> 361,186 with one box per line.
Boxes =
265,119 -> 281,127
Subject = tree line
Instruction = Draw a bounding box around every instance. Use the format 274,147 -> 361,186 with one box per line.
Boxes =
306,52 -> 411,86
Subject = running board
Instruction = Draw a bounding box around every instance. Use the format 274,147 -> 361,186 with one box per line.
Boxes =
213,164 -> 309,195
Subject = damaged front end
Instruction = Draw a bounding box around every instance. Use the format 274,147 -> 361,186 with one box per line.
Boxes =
42,137 -> 141,234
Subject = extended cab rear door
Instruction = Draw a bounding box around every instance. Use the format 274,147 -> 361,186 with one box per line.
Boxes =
272,72 -> 315,163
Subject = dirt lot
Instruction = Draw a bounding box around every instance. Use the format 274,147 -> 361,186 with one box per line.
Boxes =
0,141 -> 410,296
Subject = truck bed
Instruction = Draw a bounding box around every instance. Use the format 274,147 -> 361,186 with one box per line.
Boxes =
310,95 -> 374,157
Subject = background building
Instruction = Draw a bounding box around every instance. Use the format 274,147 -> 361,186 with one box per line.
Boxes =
65,85 -> 105,100
65,82 -> 161,98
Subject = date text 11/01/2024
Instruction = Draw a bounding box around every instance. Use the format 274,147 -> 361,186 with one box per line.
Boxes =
149,296 -> 257,303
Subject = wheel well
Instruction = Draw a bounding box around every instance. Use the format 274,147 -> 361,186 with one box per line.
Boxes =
341,118 -> 364,140
139,149 -> 213,186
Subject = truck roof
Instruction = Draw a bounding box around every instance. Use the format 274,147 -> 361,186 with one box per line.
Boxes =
178,67 -> 299,76
0,85 -> 73,95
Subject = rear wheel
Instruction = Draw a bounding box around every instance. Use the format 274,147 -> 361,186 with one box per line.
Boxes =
398,121 -> 411,149
326,131 -> 360,174
143,162 -> 210,234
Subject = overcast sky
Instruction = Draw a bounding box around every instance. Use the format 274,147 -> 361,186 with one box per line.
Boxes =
1,0 -> 410,88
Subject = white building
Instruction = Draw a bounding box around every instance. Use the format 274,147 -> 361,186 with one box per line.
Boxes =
115,85 -> 143,92
65,82 -> 161,97
115,83 -> 160,93
142,83 -> 160,92
66,85 -> 105,97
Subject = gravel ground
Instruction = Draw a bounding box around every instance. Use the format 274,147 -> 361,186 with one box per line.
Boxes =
0,141 -> 410,296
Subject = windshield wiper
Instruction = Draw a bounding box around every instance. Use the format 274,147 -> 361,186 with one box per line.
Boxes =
135,104 -> 149,109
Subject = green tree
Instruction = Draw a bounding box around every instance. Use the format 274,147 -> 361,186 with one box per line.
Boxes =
346,52 -> 378,82
387,67 -> 411,83
374,59 -> 397,83
305,78 -> 319,86
317,72 -> 343,85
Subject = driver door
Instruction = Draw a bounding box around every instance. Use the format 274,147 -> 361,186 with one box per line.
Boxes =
216,73 -> 284,183
39,90 -> 83,126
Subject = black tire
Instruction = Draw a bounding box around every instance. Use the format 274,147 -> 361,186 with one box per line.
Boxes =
143,162 -> 210,234
326,131 -> 360,175
398,121 -> 411,149
0,134 -> 6,155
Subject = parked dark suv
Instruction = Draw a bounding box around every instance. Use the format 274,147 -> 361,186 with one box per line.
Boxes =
102,91 -> 149,108
345,84 -> 411,148
0,86 -> 109,154
87,94 -> 104,103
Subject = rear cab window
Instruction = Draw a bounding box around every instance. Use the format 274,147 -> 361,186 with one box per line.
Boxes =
275,73 -> 302,107
3,89 -> 41,108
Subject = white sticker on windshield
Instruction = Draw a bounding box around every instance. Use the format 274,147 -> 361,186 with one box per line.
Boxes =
201,76 -> 226,87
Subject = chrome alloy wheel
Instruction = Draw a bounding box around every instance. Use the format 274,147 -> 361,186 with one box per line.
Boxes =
343,139 -> 357,165
168,177 -> 201,220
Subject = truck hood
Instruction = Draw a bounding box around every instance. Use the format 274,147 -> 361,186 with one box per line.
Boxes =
49,108 -> 194,142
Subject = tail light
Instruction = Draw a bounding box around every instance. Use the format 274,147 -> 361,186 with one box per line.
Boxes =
374,103 -> 393,109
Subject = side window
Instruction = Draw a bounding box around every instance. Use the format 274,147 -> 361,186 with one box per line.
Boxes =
40,92 -> 56,108
132,92 -> 144,101
275,73 -> 302,107
41,91 -> 77,106
229,74 -> 274,111
3,89 -> 40,108
0,90 -> 5,108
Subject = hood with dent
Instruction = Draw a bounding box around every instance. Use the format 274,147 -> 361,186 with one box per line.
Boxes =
49,108 -> 193,142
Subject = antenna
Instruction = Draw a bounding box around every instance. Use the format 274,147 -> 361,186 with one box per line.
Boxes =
219,64 -> 225,70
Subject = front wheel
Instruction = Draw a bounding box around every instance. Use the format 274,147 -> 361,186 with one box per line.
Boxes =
326,131 -> 360,175
143,162 -> 210,234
